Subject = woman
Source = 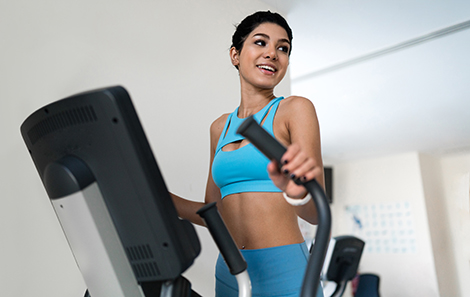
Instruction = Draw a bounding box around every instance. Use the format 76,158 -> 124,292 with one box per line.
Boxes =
171,11 -> 324,297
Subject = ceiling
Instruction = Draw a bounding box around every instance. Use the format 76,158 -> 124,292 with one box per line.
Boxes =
262,0 -> 470,161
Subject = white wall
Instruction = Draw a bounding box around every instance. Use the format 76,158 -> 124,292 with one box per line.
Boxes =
0,1 -> 290,296
328,152 -> 440,297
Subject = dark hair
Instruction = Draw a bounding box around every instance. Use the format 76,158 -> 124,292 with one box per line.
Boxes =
231,11 -> 293,55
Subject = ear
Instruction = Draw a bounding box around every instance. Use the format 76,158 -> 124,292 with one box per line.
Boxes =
230,47 -> 240,68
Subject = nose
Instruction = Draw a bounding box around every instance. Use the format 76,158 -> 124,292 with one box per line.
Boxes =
264,46 -> 277,61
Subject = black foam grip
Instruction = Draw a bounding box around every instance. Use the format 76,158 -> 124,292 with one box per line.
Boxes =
197,202 -> 247,275
237,115 -> 286,163
237,115 -> 332,297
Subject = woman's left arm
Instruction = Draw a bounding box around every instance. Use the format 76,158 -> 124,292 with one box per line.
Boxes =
267,96 -> 324,224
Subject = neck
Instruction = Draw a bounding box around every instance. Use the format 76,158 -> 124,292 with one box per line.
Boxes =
238,85 -> 276,118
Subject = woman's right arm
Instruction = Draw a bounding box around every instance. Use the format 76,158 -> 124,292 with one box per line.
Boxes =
170,115 -> 226,226
170,193 -> 205,226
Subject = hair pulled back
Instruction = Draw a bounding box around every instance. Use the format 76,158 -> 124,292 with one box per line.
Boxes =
231,11 -> 293,55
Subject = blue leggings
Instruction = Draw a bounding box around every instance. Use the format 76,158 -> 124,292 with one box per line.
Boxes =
215,242 -> 324,297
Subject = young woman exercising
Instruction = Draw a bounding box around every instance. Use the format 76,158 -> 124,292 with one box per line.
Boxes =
171,11 -> 324,297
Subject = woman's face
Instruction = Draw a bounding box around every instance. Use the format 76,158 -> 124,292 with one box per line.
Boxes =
231,22 -> 291,91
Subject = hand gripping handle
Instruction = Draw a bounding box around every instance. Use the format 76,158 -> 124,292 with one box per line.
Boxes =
237,115 -> 331,297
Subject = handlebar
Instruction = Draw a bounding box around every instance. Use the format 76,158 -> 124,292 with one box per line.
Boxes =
237,115 -> 331,297
197,203 -> 252,297
197,203 -> 247,275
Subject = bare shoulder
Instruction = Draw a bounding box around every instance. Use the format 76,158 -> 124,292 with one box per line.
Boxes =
281,95 -> 316,114
209,113 -> 230,150
278,96 -> 318,123
210,113 -> 229,135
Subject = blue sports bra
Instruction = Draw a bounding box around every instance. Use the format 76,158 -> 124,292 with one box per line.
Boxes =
212,97 -> 284,198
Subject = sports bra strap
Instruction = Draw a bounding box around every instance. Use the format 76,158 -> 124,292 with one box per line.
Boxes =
215,97 -> 284,154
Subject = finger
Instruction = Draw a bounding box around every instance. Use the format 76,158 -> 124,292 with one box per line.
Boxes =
267,161 -> 290,191
287,157 -> 316,181
281,149 -> 311,178
297,164 -> 322,183
267,160 -> 281,176
280,143 -> 301,165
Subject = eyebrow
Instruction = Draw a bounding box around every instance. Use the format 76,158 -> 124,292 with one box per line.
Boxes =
253,33 -> 291,45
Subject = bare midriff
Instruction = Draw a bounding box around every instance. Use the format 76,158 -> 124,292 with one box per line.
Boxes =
219,191 -> 304,250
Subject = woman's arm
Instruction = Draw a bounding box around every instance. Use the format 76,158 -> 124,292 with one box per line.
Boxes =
170,115 -> 225,226
268,96 -> 324,224
170,193 -> 205,226
204,116 -> 225,208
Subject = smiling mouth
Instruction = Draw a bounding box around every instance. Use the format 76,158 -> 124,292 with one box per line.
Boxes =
257,65 -> 277,73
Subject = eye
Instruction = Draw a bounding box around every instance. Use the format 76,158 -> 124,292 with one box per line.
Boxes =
255,39 -> 266,46
278,45 -> 290,53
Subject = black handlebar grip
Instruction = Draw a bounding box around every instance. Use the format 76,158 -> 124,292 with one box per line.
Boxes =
237,115 -> 332,297
237,115 -> 286,164
197,202 -> 247,275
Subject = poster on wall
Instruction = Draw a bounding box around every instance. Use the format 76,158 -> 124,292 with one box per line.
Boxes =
345,202 -> 417,254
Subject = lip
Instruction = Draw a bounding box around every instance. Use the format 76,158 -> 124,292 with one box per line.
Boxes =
257,64 -> 277,75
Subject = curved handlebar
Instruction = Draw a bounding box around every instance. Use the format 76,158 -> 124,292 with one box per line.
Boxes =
237,115 -> 331,297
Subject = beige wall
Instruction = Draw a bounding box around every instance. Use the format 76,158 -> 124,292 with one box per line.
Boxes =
328,153 -> 439,296
438,152 -> 470,296
419,153 -> 459,296
326,150 -> 470,296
